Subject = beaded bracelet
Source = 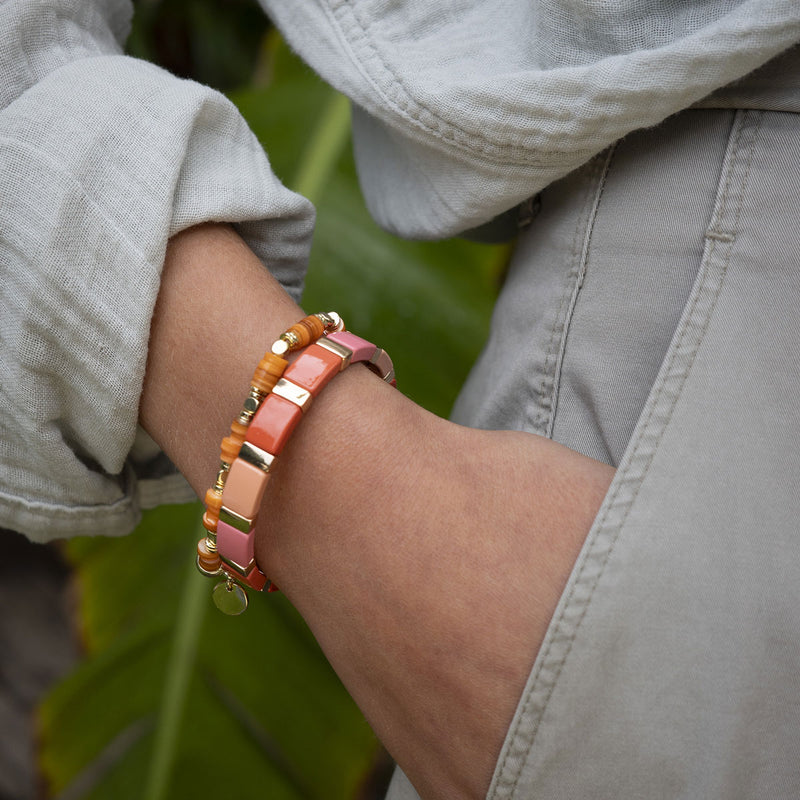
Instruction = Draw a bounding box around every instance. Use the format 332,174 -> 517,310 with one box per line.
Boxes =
196,313 -> 395,615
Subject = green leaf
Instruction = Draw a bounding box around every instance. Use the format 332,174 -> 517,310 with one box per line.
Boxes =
38,32 -> 504,800
41,505 -> 379,800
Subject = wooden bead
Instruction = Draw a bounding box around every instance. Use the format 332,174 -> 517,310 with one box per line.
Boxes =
204,488 -> 223,512
299,314 -> 325,341
202,510 -> 219,533
197,538 -> 221,571
251,352 -> 287,394
285,323 -> 311,349
220,435 -> 243,464
284,314 -> 325,349
230,419 -> 248,440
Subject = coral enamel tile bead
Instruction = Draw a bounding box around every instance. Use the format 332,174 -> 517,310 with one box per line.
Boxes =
283,344 -> 343,395
248,394 -> 303,456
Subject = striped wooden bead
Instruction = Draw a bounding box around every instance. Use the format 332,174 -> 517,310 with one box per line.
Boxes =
282,314 -> 326,350
251,352 -> 288,395
197,538 -> 221,573
204,488 -> 223,512
220,435 -> 243,465
202,487 -> 224,531
202,510 -> 219,534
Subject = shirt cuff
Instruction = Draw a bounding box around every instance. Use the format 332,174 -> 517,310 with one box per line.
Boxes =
0,55 -> 314,542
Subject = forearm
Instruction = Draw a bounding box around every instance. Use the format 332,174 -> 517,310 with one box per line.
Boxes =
140,223 -> 302,489
141,223 -> 614,799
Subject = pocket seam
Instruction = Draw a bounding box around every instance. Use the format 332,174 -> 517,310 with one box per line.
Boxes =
488,108 -> 763,800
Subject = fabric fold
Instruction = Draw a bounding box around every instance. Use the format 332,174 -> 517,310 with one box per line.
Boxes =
0,4 -> 313,541
263,0 -> 800,237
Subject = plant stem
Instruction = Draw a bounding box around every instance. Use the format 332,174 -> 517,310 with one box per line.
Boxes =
142,525 -> 208,800
291,91 -> 352,205
143,86 -> 350,800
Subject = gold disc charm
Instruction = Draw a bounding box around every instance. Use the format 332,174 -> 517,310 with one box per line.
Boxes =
212,578 -> 248,615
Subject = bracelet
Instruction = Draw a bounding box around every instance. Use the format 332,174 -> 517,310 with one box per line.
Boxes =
195,312 -> 342,611
196,314 -> 395,615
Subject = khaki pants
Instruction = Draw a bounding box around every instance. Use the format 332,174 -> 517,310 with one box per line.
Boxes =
394,107 -> 800,798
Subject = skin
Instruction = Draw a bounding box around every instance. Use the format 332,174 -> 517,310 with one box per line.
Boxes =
140,223 -> 615,800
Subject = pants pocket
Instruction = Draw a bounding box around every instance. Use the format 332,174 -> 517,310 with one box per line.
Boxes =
489,109 -> 800,800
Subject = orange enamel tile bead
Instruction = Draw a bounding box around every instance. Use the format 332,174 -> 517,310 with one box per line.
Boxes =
283,343 -> 342,395
247,393 -> 302,455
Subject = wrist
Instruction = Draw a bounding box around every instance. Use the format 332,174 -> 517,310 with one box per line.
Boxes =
140,223 -> 303,494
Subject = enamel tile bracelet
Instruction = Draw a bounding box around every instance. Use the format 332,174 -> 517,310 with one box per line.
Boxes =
196,312 -> 395,614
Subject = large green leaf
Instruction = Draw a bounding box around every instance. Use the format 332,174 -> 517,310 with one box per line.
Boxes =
41,504 -> 379,800
38,33 -> 504,800
234,35 -> 507,417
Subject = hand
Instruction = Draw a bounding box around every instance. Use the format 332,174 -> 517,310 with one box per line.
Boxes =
141,224 -> 615,800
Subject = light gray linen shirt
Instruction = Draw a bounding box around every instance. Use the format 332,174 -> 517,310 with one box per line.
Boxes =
0,0 -> 315,539
2,0 -> 797,542
266,0 -> 800,237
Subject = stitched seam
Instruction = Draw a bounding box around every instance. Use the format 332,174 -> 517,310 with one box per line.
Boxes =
529,226 -> 581,433
495,236 -> 722,798
325,3 -> 797,168
710,114 -> 742,233
546,145 -> 616,439
729,112 -> 762,234
529,181 -> 586,432
530,155 -> 607,433
490,109 -> 758,799
327,1 -> 597,165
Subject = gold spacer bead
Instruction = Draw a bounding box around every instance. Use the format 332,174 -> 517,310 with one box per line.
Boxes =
280,330 -> 300,350
239,388 -> 263,422
316,311 -> 343,332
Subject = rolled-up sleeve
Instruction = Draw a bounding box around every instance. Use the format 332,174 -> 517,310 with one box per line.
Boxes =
0,0 -> 315,542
